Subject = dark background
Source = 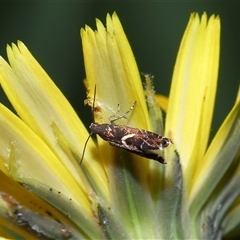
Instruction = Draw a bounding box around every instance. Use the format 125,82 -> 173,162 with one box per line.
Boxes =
0,2 -> 239,141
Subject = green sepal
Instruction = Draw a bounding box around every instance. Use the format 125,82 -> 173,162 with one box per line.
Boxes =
21,181 -> 102,239
223,202 -> 240,238
198,151 -> 240,239
189,101 -> 240,221
97,204 -> 130,239
143,73 -> 164,134
155,149 -> 186,239
108,150 -> 157,239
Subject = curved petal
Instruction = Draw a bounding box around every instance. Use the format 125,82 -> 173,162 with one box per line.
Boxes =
0,103 -> 91,212
0,171 -> 84,239
0,42 -> 109,201
189,100 -> 240,216
81,12 -> 151,184
81,13 -> 150,130
165,13 -> 220,190
154,94 -> 169,113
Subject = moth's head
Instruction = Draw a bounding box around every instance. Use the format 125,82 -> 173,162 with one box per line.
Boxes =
160,137 -> 173,149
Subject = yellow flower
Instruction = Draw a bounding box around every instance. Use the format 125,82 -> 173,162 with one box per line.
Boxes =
0,12 -> 239,239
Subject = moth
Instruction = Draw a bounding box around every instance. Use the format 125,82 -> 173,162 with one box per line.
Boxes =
80,87 -> 172,164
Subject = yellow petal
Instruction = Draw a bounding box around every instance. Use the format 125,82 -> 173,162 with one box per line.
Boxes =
189,100 -> 240,209
81,12 -> 150,130
0,171 -> 83,239
154,94 -> 169,113
81,12 -> 151,181
0,41 -> 109,201
0,103 -> 91,213
165,13 -> 220,190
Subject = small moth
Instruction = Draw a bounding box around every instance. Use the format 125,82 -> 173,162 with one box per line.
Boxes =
81,87 -> 172,164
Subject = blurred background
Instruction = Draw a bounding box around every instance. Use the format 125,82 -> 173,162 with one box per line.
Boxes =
0,2 -> 239,141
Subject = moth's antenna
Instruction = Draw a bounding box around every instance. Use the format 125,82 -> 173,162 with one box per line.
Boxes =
80,85 -> 97,165
80,134 -> 92,165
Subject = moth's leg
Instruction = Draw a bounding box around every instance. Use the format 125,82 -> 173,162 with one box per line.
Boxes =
109,102 -> 136,124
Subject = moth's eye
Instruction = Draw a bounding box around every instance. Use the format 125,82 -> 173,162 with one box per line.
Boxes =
160,138 -> 173,148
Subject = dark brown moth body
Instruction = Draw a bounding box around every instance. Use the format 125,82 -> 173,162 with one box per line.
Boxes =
80,86 -> 172,164
90,122 -> 172,164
